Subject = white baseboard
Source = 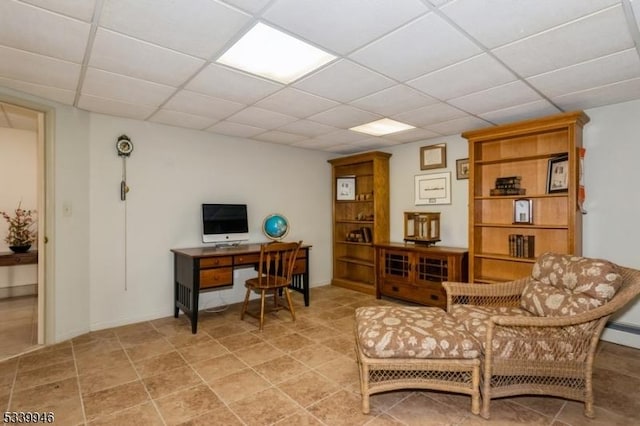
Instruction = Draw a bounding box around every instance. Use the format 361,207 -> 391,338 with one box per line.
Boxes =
601,322 -> 640,349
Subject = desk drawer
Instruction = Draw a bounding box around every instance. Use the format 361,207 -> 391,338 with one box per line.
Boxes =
292,259 -> 307,274
234,253 -> 261,265
200,267 -> 233,289
200,256 -> 232,268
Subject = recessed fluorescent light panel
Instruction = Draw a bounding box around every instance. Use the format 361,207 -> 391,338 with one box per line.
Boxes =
350,118 -> 415,136
216,23 -> 336,84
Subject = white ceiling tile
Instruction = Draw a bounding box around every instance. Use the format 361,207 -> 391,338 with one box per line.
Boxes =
206,121 -> 266,138
448,81 -> 543,115
322,144 -> 362,154
254,88 -> 339,118
254,130 -> 307,144
350,13 -> 481,81
315,129 -> 370,144
77,94 -> 156,120
0,0 -> 90,62
226,106 -> 298,129
221,0 -> 271,14
186,64 -> 283,104
263,0 -> 428,54
392,102 -> 467,127
293,60 -> 394,103
527,49 -> 640,98
292,138 -> 340,150
349,137 -> 401,151
89,29 -> 206,87
441,0 -> 619,49
277,120 -> 338,137
100,0 -> 251,59
633,0 -> 640,24
149,109 -> 217,130
479,100 -> 562,125
350,85 -> 437,116
82,68 -> 175,106
20,0 -> 97,21
0,46 -> 80,89
0,76 -> 75,105
424,116 -> 492,136
163,90 -> 245,120
552,77 -> 640,111
307,105 -> 382,128
493,5 -> 634,78
383,127 -> 441,142
407,54 -> 516,100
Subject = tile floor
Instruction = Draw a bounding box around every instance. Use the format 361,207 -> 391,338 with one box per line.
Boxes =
0,295 -> 38,359
1,285 -> 639,425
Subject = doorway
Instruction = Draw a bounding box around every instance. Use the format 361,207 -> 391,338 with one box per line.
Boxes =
0,101 -> 45,359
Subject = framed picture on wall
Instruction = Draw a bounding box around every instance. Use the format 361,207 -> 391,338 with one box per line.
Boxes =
456,158 -> 470,179
415,172 -> 451,205
546,154 -> 569,193
336,176 -> 356,200
420,144 -> 446,170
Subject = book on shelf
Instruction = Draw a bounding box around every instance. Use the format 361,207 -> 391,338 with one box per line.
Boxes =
490,188 -> 526,196
508,234 -> 535,258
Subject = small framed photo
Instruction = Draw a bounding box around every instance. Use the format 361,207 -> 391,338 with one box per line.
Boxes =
456,158 -> 469,180
336,176 -> 356,200
420,144 -> 446,170
415,172 -> 451,205
547,154 -> 569,193
513,198 -> 533,224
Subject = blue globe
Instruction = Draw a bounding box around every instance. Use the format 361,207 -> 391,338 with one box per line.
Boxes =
263,214 -> 289,241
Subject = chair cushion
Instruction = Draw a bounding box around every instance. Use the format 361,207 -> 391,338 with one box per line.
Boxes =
521,253 -> 622,316
355,306 -> 481,359
450,304 -> 595,361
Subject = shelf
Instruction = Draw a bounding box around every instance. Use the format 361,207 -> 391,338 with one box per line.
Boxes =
473,252 -> 536,263
474,223 -> 568,229
336,256 -> 374,267
474,193 -> 567,200
335,220 -> 374,224
474,151 -> 568,166
336,241 -> 372,246
335,199 -> 373,204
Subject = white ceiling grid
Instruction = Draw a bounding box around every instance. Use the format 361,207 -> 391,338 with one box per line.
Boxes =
0,0 -> 638,154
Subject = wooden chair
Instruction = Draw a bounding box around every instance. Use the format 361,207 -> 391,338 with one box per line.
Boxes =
240,241 -> 302,330
443,254 -> 640,419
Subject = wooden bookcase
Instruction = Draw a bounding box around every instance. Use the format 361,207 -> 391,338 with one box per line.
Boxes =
462,111 -> 590,283
328,151 -> 391,294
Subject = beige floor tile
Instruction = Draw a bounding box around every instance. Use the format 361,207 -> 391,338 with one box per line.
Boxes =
208,368 -> 271,403
460,399 -> 553,425
78,363 -> 139,395
142,365 -> 203,399
314,355 -> 360,388
218,331 -> 265,352
133,350 -> 187,378
177,406 -> 244,425
82,380 -> 149,421
192,353 -> 247,382
387,392 -> 469,425
277,370 -> 341,407
73,337 -> 122,357
13,359 -> 76,391
592,366 -> 640,421
228,387 -> 300,426
17,346 -> 73,372
10,376 -> 80,410
273,410 -> 324,425
289,343 -> 344,368
75,348 -> 131,376
154,384 -> 222,425
125,337 -> 175,362
177,339 -> 229,364
556,400 -> 633,426
165,330 -> 213,348
269,332 -> 315,353
253,354 -> 310,384
233,341 -> 284,366
307,389 -> 374,426
88,401 -> 164,425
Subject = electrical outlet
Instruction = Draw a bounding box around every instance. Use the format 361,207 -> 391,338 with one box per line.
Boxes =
62,202 -> 72,217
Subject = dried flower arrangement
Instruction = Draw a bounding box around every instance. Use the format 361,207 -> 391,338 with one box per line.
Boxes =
1,202 -> 37,250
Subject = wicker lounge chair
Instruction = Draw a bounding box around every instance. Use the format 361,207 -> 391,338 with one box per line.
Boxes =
444,253 -> 640,419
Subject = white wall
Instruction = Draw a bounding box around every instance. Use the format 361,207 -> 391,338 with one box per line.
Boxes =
0,127 -> 38,290
87,114 -> 333,330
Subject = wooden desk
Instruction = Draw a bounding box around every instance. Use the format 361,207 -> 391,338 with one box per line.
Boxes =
0,250 -> 38,267
171,244 -> 311,333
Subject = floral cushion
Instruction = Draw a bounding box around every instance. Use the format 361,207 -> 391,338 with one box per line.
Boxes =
450,304 -> 597,361
355,306 -> 481,359
521,253 -> 622,316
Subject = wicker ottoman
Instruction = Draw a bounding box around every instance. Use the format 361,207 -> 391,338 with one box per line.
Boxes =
354,306 -> 481,415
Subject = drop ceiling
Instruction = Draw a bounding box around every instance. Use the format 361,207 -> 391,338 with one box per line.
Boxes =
1,0 -> 639,154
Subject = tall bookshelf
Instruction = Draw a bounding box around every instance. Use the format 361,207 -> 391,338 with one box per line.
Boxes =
462,111 -> 590,283
328,151 -> 391,294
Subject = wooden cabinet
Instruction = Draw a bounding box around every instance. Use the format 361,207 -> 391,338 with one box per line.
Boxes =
328,151 -> 391,294
462,111 -> 589,283
375,243 -> 468,309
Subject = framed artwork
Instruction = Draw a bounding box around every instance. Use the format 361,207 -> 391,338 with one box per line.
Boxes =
415,172 -> 451,205
420,144 -> 446,170
547,155 -> 569,193
336,176 -> 356,200
456,158 -> 470,180
513,198 -> 533,224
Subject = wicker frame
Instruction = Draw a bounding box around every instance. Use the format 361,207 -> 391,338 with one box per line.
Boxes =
355,328 -> 481,415
443,265 -> 640,419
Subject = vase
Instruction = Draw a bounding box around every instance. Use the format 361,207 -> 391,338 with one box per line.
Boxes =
9,245 -> 31,253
